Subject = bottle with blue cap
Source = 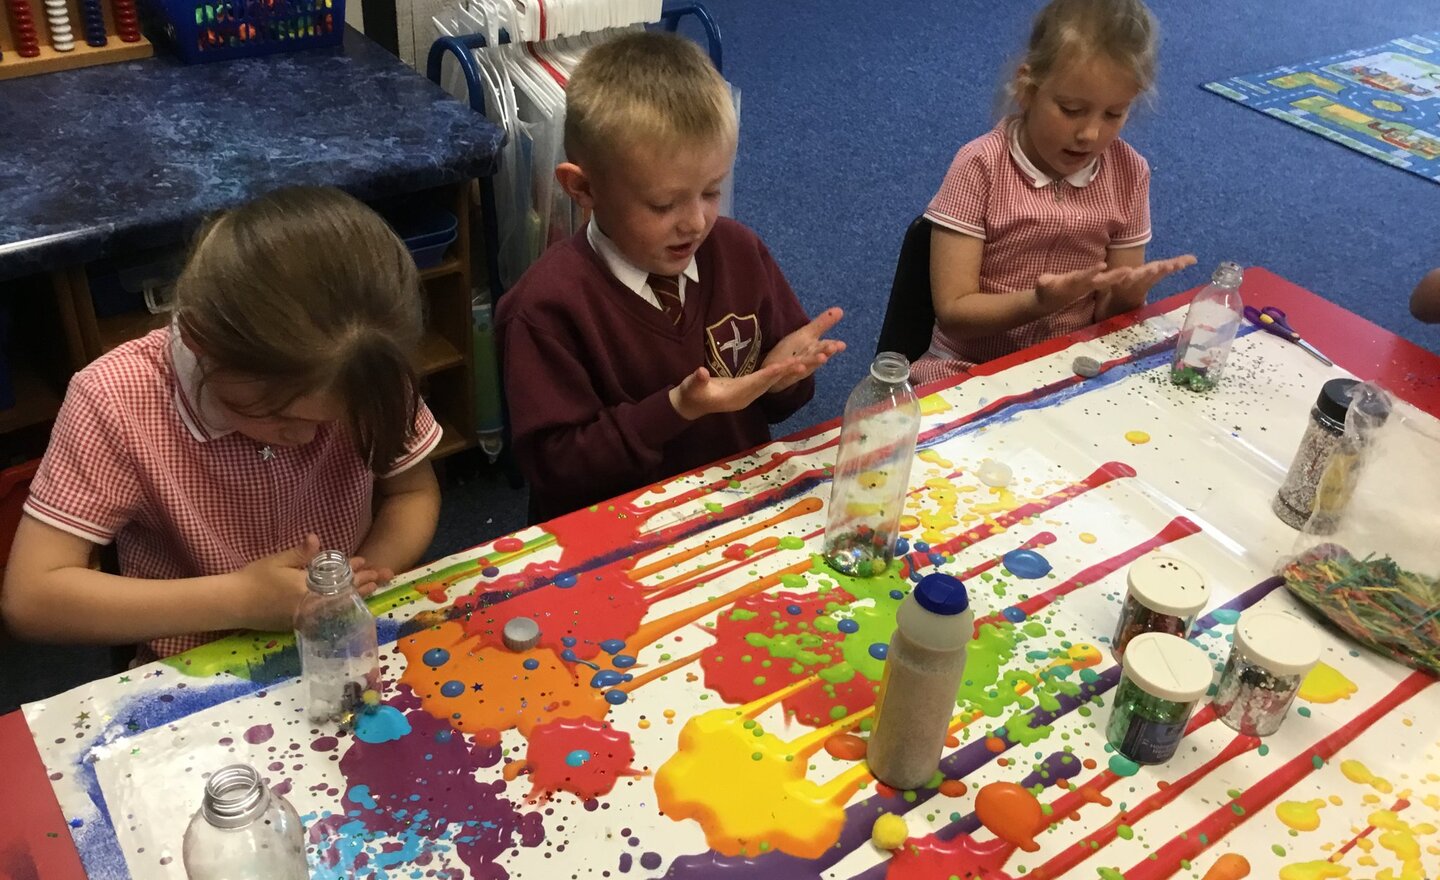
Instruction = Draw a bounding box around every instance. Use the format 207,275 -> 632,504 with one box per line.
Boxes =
866,572 -> 974,789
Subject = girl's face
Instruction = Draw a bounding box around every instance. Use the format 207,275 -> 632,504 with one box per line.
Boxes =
1017,54 -> 1141,180
208,375 -> 344,448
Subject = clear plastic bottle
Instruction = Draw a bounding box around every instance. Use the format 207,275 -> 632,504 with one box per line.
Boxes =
823,352 -> 921,577
1170,262 -> 1244,392
182,764 -> 309,880
295,550 -> 381,726
867,573 -> 974,789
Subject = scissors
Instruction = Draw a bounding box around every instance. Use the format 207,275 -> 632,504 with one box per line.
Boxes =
1243,305 -> 1333,367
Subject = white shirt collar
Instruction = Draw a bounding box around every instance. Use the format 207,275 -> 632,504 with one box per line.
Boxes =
1007,118 -> 1100,189
587,220 -> 700,301
169,325 -> 234,442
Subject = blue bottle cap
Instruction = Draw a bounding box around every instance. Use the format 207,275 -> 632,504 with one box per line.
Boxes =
914,573 -> 969,615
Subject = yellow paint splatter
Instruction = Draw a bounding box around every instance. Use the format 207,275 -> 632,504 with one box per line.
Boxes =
1277,798 -> 1327,832
871,813 -> 908,850
1371,808 -> 1427,880
917,449 -> 953,469
1124,430 -> 1151,444
1299,663 -> 1358,704
1278,861 -> 1349,880
898,514 -> 920,532
1328,794 -> 1344,806
1079,532 -> 1097,544
971,486 -> 1022,516
919,393 -> 951,416
1341,760 -> 1395,794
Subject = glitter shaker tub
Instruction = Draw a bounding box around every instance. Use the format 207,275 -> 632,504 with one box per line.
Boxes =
21,289 -> 1440,880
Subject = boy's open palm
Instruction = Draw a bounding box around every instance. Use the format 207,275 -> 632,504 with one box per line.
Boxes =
236,533 -> 389,632
670,365 -> 793,421
763,307 -> 846,392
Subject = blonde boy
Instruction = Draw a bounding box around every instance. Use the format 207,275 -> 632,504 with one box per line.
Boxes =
497,31 -> 844,522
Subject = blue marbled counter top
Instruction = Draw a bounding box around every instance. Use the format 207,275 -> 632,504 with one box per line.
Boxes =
0,28 -> 504,281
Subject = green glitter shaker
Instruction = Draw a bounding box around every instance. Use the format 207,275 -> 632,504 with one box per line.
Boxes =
1106,633 -> 1213,765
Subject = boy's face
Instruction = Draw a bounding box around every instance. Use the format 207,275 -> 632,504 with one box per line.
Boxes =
571,138 -> 736,276
1017,55 -> 1139,180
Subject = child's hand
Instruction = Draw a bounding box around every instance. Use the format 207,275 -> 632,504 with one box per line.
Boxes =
763,307 -> 846,393
670,364 -> 797,421
234,534 -> 389,631
1035,264 -> 1117,311
1101,254 -> 1198,293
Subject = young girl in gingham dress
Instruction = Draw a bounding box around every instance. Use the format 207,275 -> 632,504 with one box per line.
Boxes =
6,188 -> 444,662
913,0 -> 1196,386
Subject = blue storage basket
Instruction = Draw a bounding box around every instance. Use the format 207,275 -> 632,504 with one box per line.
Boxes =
147,0 -> 342,63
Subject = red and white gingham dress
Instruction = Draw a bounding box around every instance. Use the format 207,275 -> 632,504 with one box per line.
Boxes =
24,328 -> 441,659
914,117 -> 1152,384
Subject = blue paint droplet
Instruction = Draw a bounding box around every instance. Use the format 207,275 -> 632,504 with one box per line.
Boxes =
868,642 -> 889,660
561,636 -> 577,648
1002,549 -> 1053,579
1003,607 -> 1028,623
604,689 -> 629,705
561,649 -> 578,662
894,538 -> 910,555
591,670 -> 624,688
435,729 -> 453,743
355,705 -> 412,744
599,639 -> 625,654
914,542 -> 930,553
786,604 -> 802,616
69,818 -> 83,828
837,619 -> 860,634
565,749 -> 591,767
909,570 -> 924,583
621,673 -> 634,682
422,648 -> 450,668
482,566 -> 500,578
889,589 -> 904,600
522,658 -> 540,670
555,572 -> 578,588
440,680 -> 465,698
612,654 -> 637,668
928,552 -> 945,566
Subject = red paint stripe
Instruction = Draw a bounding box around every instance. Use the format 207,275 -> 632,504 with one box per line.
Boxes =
1124,670 -> 1436,880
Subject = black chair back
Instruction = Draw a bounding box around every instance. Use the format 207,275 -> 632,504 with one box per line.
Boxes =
876,216 -> 936,361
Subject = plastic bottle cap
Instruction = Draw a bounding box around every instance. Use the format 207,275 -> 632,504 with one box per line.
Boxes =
913,573 -> 969,615
871,352 -> 912,384
1126,555 -> 1209,618
1233,610 -> 1320,677
502,616 -> 541,652
1121,633 -> 1213,703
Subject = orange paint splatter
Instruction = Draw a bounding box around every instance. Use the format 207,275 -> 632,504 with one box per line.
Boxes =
397,622 -> 608,736
974,781 -> 1044,852
939,780 -> 968,797
1200,853 -> 1251,880
823,733 -> 868,762
984,736 -> 1007,753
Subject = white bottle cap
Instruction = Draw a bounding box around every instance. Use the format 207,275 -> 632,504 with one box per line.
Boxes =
1233,610 -> 1321,677
1122,633 -> 1212,703
502,616 -> 541,652
1127,555 -> 1208,618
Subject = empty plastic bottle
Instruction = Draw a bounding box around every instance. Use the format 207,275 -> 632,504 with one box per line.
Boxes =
1170,262 -> 1244,391
295,550 -> 380,726
182,763 -> 308,879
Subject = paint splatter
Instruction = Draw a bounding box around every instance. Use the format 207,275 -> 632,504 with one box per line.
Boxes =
1276,798 -> 1327,832
974,781 -> 1043,851
1340,759 -> 1394,794
1299,662 -> 1357,704
1002,548 -> 1053,579
353,705 -> 411,744
525,717 -> 641,800
1278,862 -> 1349,880
1199,854 -> 1250,880
1124,430 -> 1151,444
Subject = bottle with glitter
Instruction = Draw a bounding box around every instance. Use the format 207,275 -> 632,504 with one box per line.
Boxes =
1111,555 -> 1209,662
1170,262 -> 1244,392
867,573 -> 974,790
295,550 -> 381,726
1212,610 -> 1319,736
823,352 -> 920,577
182,763 -> 308,879
1273,379 -> 1390,531
1106,633 -> 1212,765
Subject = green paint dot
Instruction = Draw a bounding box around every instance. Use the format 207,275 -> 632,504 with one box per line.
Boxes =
704,502 -> 724,513
1258,744 -> 1270,756
752,676 -> 766,686
1107,754 -> 1140,777
1116,825 -> 1133,840
1271,844 -> 1286,857
903,790 -> 918,802
1097,868 -> 1125,880
1230,804 -> 1245,816
1297,706 -> 1311,717
1226,788 -> 1242,799
751,752 -> 763,761
778,536 -> 805,550
829,705 -> 848,720
1312,755 -> 1324,769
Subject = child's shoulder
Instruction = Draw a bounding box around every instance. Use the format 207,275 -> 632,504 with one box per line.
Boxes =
1102,136 -> 1150,182
71,328 -> 172,396
953,121 -> 1014,168
496,233 -> 600,323
704,216 -> 767,256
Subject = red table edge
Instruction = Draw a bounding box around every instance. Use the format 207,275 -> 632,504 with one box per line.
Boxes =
0,268 -> 1435,880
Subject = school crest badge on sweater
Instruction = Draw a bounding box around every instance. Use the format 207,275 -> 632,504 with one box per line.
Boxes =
705,313 -> 761,378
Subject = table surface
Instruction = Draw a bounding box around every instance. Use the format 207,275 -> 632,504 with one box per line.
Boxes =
0,28 -> 505,282
5,267 -> 1439,880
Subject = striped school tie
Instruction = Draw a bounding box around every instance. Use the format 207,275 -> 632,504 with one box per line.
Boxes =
647,273 -> 685,325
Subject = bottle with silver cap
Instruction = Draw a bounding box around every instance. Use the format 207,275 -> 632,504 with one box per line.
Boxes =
182,763 -> 308,879
295,550 -> 381,726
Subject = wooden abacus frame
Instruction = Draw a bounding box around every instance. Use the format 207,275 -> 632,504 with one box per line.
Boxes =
0,0 -> 152,79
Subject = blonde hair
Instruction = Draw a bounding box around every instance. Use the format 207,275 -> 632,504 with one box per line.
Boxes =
1009,0 -> 1158,105
564,30 -> 736,166
174,186 -> 425,470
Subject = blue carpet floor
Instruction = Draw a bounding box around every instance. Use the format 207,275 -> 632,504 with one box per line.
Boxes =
7,0 -> 1438,710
